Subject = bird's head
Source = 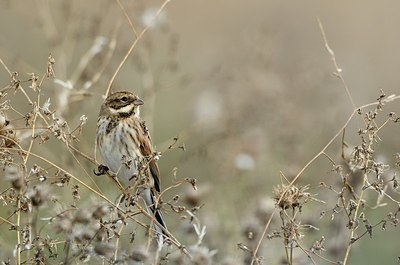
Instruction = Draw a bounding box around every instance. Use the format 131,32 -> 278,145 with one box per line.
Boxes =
101,91 -> 144,118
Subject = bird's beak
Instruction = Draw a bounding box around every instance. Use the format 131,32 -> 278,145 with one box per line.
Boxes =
134,98 -> 144,106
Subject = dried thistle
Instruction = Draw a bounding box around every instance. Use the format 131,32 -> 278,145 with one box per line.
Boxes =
47,54 -> 56,78
128,247 -> 149,262
273,184 -> 310,210
93,242 -> 114,258
4,164 -> 25,190
27,185 -> 49,207
28,72 -> 39,91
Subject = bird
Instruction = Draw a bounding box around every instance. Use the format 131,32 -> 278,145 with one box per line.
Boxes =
96,90 -> 167,246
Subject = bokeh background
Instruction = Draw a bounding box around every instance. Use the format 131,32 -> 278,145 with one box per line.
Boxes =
0,0 -> 399,264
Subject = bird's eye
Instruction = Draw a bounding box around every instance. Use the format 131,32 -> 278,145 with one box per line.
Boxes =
121,96 -> 128,102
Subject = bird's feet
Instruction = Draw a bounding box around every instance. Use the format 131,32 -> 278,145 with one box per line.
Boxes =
93,164 -> 110,176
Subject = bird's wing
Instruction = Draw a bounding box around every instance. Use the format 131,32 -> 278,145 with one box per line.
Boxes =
137,119 -> 161,193
137,119 -> 167,245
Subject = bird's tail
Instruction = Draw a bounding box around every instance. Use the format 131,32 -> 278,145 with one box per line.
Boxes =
143,189 -> 167,248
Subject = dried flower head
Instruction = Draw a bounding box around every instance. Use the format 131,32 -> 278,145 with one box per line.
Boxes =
94,242 -> 114,258
189,245 -> 218,265
4,164 -> 25,190
129,247 -> 149,262
273,184 -> 310,210
27,185 -> 49,207
73,208 -> 93,224
182,184 -> 209,207
0,111 -> 17,148
91,204 -> 109,219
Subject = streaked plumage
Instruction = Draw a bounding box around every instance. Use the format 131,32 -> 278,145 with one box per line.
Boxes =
96,91 -> 166,245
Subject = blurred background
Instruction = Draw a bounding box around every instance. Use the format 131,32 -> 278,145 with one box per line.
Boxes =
0,0 -> 399,264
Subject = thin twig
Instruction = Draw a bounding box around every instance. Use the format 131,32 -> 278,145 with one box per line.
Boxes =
0,215 -> 16,227
16,193 -> 21,265
23,92 -> 40,165
116,0 -> 138,38
0,57 -> 12,75
317,17 -> 356,109
106,0 -> 172,97
342,174 -> 367,265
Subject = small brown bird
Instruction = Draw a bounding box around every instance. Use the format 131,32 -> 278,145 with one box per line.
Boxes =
96,91 -> 166,245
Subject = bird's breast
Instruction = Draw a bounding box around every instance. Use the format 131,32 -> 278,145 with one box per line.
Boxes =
96,117 -> 141,186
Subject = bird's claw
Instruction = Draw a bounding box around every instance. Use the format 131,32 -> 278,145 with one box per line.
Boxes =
94,164 -> 110,176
